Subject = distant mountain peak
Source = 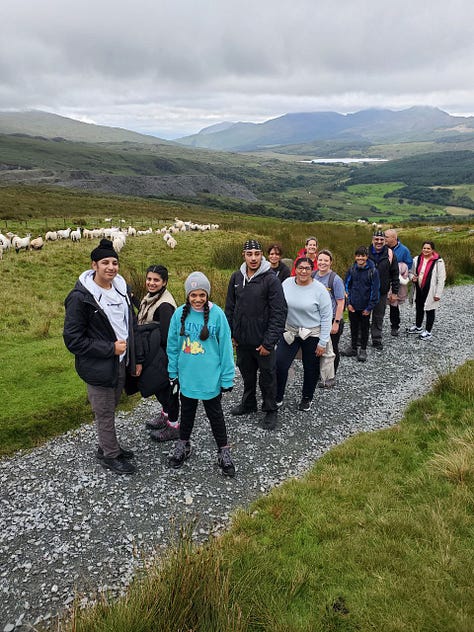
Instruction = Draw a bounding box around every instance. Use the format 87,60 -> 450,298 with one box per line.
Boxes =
175,106 -> 474,152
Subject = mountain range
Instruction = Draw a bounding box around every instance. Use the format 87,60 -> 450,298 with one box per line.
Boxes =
176,107 -> 474,152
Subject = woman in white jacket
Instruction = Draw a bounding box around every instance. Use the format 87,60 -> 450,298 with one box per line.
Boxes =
408,241 -> 446,341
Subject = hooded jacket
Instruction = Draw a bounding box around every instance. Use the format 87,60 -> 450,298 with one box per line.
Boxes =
225,259 -> 287,349
345,259 -> 380,313
63,270 -> 143,388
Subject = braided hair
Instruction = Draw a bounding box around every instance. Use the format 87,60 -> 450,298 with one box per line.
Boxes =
179,299 -> 210,340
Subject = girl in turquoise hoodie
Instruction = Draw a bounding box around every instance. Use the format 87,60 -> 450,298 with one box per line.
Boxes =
166,272 -> 236,476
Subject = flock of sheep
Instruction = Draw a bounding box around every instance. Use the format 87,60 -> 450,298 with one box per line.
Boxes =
0,218 -> 220,260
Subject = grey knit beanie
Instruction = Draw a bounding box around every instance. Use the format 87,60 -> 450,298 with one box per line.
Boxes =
184,271 -> 211,297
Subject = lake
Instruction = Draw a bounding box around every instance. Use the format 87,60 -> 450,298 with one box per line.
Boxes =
300,158 -> 388,164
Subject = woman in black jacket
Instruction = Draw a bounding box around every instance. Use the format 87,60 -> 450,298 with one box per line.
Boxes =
136,265 -> 180,442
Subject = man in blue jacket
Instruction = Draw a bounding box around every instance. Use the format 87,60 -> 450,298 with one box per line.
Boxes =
63,239 -> 143,475
384,229 -> 413,336
225,239 -> 287,430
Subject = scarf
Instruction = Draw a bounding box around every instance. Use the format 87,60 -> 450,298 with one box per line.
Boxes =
416,252 -> 440,289
137,288 -> 176,324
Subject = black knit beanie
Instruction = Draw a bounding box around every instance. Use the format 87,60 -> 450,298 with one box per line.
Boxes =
91,238 -> 118,261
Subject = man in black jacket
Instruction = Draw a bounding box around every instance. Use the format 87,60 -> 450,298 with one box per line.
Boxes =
368,231 -> 400,350
63,239 -> 143,474
225,239 -> 287,430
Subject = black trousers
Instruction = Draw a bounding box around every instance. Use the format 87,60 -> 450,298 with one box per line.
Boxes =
179,393 -> 228,448
331,319 -> 344,374
236,345 -> 277,412
155,383 -> 179,423
349,310 -> 370,350
415,287 -> 436,332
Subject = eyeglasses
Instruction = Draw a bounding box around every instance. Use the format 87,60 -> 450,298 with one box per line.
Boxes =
296,266 -> 312,272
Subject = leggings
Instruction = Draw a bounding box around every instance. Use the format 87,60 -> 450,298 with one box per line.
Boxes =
179,393 -> 228,448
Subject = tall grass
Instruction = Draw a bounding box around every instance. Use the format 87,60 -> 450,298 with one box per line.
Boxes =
62,361 -> 474,632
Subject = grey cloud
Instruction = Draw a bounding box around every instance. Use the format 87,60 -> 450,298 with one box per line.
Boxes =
1,0 -> 473,137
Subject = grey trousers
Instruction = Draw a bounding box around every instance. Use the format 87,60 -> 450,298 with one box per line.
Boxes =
371,293 -> 387,344
87,361 -> 126,458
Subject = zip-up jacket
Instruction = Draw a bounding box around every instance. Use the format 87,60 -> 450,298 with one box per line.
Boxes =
225,260 -> 287,350
345,259 -> 380,313
368,244 -> 400,295
63,272 -> 143,388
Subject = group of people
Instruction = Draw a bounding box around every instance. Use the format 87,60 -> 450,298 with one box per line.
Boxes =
63,229 -> 446,477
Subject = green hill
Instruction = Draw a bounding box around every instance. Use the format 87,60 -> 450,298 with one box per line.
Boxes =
348,151 -> 474,186
0,110 -> 169,144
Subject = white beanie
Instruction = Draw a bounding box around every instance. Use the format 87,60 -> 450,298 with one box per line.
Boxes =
184,271 -> 211,297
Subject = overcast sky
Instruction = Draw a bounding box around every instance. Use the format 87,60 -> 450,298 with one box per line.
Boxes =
1,0 -> 473,139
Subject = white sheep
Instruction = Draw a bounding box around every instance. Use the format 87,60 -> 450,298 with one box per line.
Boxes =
12,234 -> 31,252
57,228 -> 71,239
0,233 -> 11,250
45,231 -> 58,241
30,236 -> 44,250
167,236 -> 177,249
70,227 -> 82,242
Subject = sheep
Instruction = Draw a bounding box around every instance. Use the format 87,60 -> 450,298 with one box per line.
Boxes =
127,226 -> 137,236
57,228 -> 71,239
30,236 -> 44,250
113,236 -> 126,253
45,231 -> 58,241
0,245 -> 3,260
167,236 -> 177,249
12,234 -> 31,253
70,227 -> 82,242
0,233 -> 11,250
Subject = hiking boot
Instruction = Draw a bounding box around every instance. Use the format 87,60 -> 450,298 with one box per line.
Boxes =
149,423 -> 180,443
323,377 -> 336,388
217,447 -> 236,477
261,411 -> 278,430
341,346 -> 358,357
407,325 -> 423,335
372,341 -> 383,351
101,455 -> 136,475
419,330 -> 433,341
391,328 -> 399,337
96,446 -> 135,460
146,411 -> 167,430
276,399 -> 284,408
357,348 -> 367,362
168,440 -> 193,469
298,397 -> 312,411
231,404 -> 257,416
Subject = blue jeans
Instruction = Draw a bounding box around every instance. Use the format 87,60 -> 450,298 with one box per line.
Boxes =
276,336 -> 320,402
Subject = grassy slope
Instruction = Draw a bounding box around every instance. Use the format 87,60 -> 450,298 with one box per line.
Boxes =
68,361 -> 474,632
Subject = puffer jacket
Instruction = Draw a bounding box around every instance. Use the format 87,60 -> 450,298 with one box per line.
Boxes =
136,322 -> 169,397
63,274 -> 143,388
225,260 -> 287,350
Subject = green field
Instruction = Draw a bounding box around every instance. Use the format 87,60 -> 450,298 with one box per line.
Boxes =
0,183 -> 473,455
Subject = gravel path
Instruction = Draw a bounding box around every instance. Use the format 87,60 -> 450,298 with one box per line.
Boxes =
1,285 -> 473,631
